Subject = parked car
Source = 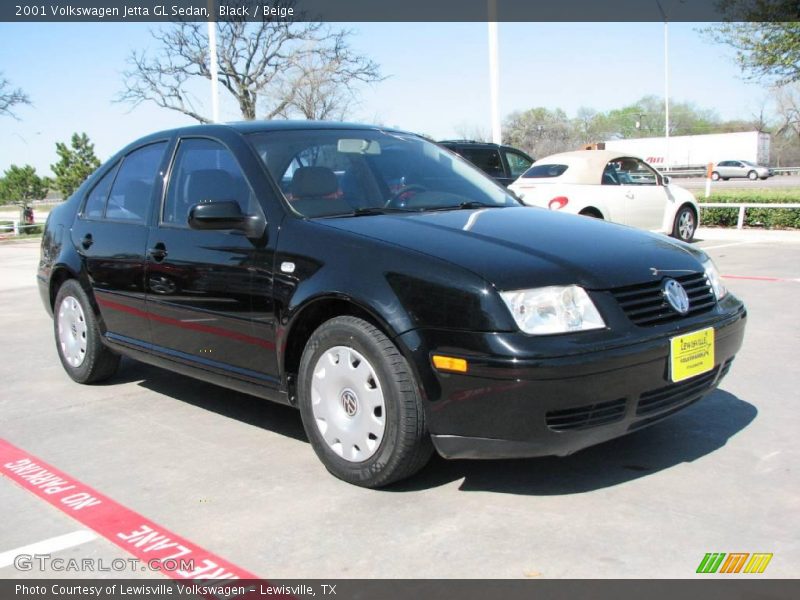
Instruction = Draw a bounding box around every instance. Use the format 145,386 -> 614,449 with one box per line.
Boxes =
439,140 -> 533,187
39,122 -> 746,488
711,160 -> 771,181
509,150 -> 701,242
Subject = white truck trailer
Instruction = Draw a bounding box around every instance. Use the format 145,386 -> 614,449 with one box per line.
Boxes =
603,131 -> 770,170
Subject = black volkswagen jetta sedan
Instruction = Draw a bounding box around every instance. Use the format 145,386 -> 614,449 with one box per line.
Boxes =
38,122 -> 746,487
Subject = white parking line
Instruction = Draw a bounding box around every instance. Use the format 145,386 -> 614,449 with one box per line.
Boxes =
699,241 -> 755,251
0,530 -> 98,568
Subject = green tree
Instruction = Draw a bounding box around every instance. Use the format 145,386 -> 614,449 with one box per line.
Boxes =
51,133 -> 101,199
0,165 -> 49,204
707,2 -> 800,85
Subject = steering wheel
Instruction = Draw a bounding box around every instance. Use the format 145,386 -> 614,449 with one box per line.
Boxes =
385,184 -> 428,208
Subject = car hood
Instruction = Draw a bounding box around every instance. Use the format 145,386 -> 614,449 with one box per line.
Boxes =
320,206 -> 706,290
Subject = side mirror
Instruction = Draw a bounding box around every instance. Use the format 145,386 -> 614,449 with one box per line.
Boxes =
187,200 -> 265,239
188,200 -> 246,230
662,175 -> 671,186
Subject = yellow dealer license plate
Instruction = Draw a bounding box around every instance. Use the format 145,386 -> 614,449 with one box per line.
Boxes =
670,327 -> 715,383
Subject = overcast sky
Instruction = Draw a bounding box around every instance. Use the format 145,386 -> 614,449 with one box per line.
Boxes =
0,21 -> 769,176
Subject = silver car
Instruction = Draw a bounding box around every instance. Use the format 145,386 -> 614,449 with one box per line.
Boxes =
712,160 -> 770,181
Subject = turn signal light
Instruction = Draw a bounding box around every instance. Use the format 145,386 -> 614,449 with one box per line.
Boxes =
548,196 -> 569,210
432,355 -> 468,373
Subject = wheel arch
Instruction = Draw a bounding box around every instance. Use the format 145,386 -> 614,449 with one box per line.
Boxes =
281,295 -> 408,388
578,206 -> 604,219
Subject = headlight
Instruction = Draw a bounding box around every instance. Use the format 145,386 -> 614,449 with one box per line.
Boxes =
703,259 -> 727,300
499,285 -> 606,335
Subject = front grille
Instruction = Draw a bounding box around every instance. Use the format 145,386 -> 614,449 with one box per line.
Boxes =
636,365 -> 724,417
546,398 -> 626,432
611,272 -> 716,327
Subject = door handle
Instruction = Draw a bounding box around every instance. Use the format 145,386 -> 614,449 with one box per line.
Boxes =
81,234 -> 93,249
625,192 -> 634,199
148,242 -> 168,262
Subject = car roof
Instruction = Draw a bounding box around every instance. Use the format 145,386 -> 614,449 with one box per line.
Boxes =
530,150 -> 648,184
136,120 -> 408,143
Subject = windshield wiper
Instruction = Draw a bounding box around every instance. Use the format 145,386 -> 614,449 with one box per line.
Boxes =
339,206 -> 415,217
427,201 -> 503,212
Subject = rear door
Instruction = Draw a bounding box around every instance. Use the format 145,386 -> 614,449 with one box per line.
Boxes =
71,141 -> 169,345
144,136 -> 280,385
458,146 -> 507,183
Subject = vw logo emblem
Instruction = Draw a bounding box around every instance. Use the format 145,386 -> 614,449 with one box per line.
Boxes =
340,389 -> 359,417
662,278 -> 690,315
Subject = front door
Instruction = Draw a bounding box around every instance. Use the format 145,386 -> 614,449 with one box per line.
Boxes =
614,158 -> 667,230
144,137 -> 278,385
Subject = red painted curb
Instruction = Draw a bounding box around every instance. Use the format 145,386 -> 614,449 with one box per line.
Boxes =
0,438 -> 259,581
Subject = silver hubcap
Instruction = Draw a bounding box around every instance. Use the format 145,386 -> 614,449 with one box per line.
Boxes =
679,211 -> 695,240
311,346 -> 386,462
57,295 -> 88,368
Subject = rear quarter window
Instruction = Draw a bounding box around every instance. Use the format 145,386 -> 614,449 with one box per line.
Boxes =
521,164 -> 568,178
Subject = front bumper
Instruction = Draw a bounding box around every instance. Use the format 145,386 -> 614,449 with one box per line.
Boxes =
398,300 -> 746,460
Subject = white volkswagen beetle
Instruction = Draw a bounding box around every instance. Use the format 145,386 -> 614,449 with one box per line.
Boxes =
509,150 -> 700,242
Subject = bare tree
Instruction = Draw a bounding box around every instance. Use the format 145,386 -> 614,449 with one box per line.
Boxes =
119,17 -> 382,123
0,73 -> 31,120
452,122 -> 490,142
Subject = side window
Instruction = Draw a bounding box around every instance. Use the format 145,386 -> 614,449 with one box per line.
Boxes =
460,148 -> 505,177
106,143 -> 167,223
504,151 -> 533,178
602,162 -> 620,185
81,164 -> 118,219
163,138 -> 257,227
614,158 -> 658,186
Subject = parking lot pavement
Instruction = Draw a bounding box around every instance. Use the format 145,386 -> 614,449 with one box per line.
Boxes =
1,232 -> 798,579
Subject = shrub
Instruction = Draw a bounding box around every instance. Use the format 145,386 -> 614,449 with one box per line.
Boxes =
697,190 -> 800,229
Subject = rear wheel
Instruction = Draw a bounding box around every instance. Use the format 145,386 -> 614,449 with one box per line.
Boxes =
711,171 -> 720,181
54,280 -> 120,383
672,205 -> 697,242
297,316 -> 432,487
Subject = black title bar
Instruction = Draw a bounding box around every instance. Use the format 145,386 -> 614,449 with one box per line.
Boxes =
3,0 -> 800,23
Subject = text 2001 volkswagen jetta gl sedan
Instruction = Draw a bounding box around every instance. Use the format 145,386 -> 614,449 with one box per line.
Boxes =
38,122 -> 746,487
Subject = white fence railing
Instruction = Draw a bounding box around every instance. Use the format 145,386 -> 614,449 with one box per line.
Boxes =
698,202 -> 800,229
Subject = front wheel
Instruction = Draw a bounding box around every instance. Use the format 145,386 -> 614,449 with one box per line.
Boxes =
297,316 -> 433,488
54,279 -> 120,383
748,170 -> 758,181
711,171 -> 720,181
672,206 -> 697,242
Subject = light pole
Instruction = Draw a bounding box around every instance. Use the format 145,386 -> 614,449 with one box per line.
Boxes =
207,0 -> 220,123
488,0 -> 501,144
655,0 -> 670,170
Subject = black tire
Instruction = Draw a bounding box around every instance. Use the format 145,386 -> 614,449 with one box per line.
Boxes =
579,208 -> 603,219
747,170 -> 758,181
54,279 -> 120,384
297,316 -> 433,488
672,205 -> 697,242
722,177 -> 730,181
711,171 -> 720,181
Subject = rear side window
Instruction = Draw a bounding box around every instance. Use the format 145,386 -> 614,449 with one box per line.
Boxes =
82,164 -> 118,219
459,148 -> 505,178
163,138 -> 257,227
521,164 -> 568,178
105,143 -> 167,223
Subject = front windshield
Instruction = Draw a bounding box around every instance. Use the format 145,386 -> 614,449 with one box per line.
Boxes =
247,129 -> 519,218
